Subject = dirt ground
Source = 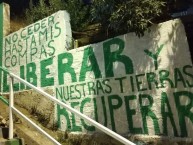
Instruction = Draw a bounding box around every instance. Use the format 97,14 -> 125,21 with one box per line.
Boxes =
0,99 -> 55,145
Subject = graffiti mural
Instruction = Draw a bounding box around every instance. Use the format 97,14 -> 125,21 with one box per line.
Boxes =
55,20 -> 193,137
1,12 -> 193,138
2,11 -> 72,92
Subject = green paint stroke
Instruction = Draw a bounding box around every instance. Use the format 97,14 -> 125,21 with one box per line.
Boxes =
124,95 -> 143,134
161,92 -> 178,136
144,44 -> 164,70
174,91 -> 193,137
139,94 -> 160,134
108,95 -> 123,132
0,3 -> 3,92
103,38 -> 134,77
80,98 -> 95,131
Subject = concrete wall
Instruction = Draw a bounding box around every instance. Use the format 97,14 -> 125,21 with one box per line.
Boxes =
1,10 -> 72,128
3,3 -> 10,36
0,3 -> 10,96
2,11 -> 71,91
55,19 -> 193,138
1,10 -> 193,141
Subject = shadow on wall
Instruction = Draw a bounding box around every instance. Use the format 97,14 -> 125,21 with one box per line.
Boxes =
88,19 -> 193,138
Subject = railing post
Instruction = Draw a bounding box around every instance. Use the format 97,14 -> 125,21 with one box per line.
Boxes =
9,76 -> 14,139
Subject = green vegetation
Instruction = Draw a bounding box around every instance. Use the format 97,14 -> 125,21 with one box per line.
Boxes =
26,0 -> 91,31
30,105 -> 50,127
6,0 -> 193,38
25,0 -> 167,37
90,0 -> 166,36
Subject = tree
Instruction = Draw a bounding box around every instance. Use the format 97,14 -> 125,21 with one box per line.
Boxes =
25,0 -> 167,37
90,0 -> 166,36
25,0 -> 91,31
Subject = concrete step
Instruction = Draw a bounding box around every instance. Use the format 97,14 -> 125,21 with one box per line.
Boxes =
0,138 -> 25,145
0,101 -> 53,145
0,127 -> 24,145
0,138 -> 7,142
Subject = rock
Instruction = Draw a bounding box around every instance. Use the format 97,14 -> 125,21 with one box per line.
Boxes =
0,116 -> 7,127
1,119 -> 7,125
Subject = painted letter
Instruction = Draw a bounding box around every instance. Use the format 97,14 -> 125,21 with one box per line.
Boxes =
40,57 -> 54,87
58,53 -> 77,85
108,95 -> 123,132
79,47 -> 101,81
144,44 -> 164,70
103,38 -> 133,77
174,91 -> 193,137
139,94 -> 160,134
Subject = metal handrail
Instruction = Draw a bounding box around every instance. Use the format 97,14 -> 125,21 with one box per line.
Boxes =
0,66 -> 136,145
0,93 -> 60,144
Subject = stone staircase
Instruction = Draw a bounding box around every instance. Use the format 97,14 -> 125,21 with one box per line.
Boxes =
0,98 -> 54,145
0,116 -> 24,145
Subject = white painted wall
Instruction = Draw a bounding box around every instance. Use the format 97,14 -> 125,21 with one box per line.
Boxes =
55,19 -> 193,137
2,11 -> 72,92
2,13 -> 193,138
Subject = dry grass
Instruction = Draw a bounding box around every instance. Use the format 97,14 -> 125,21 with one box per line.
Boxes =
10,18 -> 28,34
